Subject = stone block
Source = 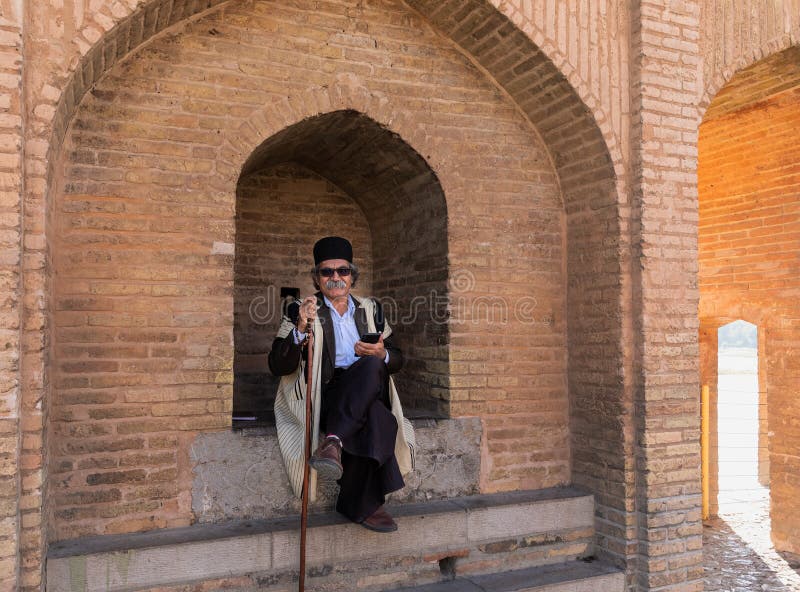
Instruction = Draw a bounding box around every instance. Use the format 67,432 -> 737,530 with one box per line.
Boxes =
465,494 -> 593,542
386,559 -> 624,592
47,534 -> 273,592
271,510 -> 468,570
189,417 -> 481,523
47,488 -> 594,592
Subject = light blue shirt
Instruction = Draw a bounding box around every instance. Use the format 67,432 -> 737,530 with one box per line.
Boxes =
293,296 -> 389,368
324,295 -> 361,368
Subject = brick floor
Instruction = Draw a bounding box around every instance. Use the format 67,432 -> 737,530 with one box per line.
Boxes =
704,487 -> 800,591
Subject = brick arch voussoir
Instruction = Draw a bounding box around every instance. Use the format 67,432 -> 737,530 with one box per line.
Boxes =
485,0 -> 622,171
701,312 -> 766,333
45,0 -> 230,166
72,1 -> 225,61
404,0 -> 618,209
700,27 -> 800,120
48,0 -> 620,196
218,80 -> 446,195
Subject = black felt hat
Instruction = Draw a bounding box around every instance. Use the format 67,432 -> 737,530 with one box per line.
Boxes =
313,236 -> 353,265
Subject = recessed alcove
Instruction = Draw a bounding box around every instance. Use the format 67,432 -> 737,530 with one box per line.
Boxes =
46,0 -> 609,551
233,110 -> 450,423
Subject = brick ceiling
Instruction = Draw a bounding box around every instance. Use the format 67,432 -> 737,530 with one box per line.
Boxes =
240,109 -> 443,216
704,46 -> 800,122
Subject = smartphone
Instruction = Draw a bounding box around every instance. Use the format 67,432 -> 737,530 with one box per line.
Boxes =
360,332 -> 382,344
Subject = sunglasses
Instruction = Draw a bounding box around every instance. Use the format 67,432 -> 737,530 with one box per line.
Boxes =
318,266 -> 352,278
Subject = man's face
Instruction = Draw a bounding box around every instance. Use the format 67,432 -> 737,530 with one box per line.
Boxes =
317,258 -> 352,301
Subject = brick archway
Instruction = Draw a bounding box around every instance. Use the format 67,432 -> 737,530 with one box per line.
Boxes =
48,0 -> 575,532
231,106 -> 450,420
29,0 -> 628,587
211,61 -> 627,572
699,309 -> 767,520
700,33 -> 800,119
699,43 -> 800,556
45,0 -> 623,171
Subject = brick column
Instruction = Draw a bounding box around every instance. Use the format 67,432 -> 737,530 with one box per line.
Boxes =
18,1 -> 55,587
0,3 -> 23,590
631,1 -> 704,590
766,321 -> 800,556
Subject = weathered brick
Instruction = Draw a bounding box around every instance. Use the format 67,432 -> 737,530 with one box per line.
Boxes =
48,0 -> 579,543
86,469 -> 146,486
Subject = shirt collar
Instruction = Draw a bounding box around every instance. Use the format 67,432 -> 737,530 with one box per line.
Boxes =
322,295 -> 355,319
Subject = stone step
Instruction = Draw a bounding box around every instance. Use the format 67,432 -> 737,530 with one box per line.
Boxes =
47,487 -> 596,592
388,560 -> 624,592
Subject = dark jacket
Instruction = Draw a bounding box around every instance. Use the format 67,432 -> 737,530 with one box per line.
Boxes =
268,293 -> 403,386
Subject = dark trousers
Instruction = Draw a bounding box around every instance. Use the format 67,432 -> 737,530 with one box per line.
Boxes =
321,356 -> 404,522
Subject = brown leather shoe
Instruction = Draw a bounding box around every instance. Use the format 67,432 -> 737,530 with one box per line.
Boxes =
359,506 -> 398,533
309,436 -> 343,480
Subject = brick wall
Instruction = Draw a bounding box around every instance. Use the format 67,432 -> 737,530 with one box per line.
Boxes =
0,3 -> 22,589
764,324 -> 800,555
699,84 -> 800,556
51,0 -> 568,540
12,0 -> 629,581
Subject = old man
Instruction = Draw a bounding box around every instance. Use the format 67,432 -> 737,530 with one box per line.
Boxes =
269,236 -> 414,532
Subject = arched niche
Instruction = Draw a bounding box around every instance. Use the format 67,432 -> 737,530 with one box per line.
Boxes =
42,0 -> 623,571
50,0 -> 570,538
699,43 -> 800,557
234,110 -> 449,422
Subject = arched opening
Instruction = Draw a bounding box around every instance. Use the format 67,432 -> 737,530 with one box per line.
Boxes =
699,44 -> 800,558
48,0 -> 578,540
233,110 -> 449,423
716,320 -> 762,512
39,0 -> 625,582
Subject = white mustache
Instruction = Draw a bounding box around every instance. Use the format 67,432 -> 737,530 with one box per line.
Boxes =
325,280 -> 347,289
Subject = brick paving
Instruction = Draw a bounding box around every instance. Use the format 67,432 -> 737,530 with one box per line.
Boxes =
704,487 -> 800,591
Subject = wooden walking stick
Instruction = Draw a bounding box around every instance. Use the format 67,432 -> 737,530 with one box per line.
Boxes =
299,312 -> 314,592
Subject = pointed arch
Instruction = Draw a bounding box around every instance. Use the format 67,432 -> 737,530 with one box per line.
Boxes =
232,107 -> 450,418
34,0 -> 628,576
699,40 -> 800,558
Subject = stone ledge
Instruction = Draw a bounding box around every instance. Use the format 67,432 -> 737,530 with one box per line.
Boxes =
387,559 -> 624,592
47,487 -> 593,592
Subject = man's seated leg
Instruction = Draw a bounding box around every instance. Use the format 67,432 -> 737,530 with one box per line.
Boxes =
336,450 -> 403,532
314,356 -> 404,531
311,356 -> 389,478
322,356 -> 389,442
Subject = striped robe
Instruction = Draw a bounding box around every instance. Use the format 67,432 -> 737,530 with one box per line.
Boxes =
273,296 -> 416,500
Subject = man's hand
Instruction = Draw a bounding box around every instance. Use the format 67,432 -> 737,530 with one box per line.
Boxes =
354,335 -> 386,360
296,296 -> 317,333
